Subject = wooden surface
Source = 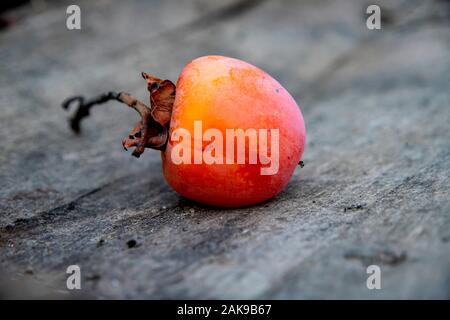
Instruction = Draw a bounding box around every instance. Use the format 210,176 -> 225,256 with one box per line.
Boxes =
0,0 -> 450,299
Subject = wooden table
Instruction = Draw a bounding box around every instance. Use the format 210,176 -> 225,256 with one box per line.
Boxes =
1,0 -> 449,298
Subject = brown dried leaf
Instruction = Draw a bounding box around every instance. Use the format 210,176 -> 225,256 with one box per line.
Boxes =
142,72 -> 176,128
150,80 -> 176,127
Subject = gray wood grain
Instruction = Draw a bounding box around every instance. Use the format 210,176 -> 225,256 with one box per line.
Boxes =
0,0 -> 449,299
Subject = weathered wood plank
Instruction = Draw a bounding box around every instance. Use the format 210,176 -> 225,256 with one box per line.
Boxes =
1,0 -> 449,299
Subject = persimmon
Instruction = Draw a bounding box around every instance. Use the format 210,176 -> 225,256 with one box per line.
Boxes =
63,56 -> 305,207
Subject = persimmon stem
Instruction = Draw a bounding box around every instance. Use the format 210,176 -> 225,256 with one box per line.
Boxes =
62,72 -> 175,157
62,91 -> 165,157
62,91 -> 122,134
116,92 -> 154,157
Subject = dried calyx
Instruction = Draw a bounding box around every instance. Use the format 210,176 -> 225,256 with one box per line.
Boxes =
62,72 -> 176,157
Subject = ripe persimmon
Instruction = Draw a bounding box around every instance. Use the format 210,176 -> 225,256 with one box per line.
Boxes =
63,56 -> 305,207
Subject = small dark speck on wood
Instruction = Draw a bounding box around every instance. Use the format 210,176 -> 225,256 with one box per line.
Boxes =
97,239 -> 105,247
86,274 -> 101,281
344,204 -> 364,212
127,239 -> 138,248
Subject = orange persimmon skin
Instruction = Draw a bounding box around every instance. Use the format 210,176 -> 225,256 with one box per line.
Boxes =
162,56 -> 305,207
